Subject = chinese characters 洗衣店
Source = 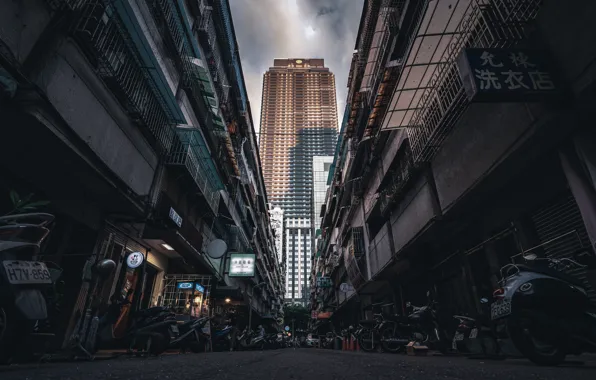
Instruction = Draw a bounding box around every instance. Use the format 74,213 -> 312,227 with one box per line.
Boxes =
474,50 -> 555,92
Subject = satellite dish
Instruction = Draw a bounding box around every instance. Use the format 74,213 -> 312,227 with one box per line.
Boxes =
206,239 -> 227,259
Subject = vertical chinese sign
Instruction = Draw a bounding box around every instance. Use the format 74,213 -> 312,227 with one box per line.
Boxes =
457,49 -> 558,102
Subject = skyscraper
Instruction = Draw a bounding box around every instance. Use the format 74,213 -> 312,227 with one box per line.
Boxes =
259,59 -> 338,304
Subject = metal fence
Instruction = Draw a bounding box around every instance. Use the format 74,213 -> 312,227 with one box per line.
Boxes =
403,0 -> 542,163
64,0 -> 176,154
167,128 -> 221,213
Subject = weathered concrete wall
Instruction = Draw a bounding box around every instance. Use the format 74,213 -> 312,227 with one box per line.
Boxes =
432,0 -> 596,214
432,102 -> 535,212
0,0 -> 51,63
389,177 -> 437,254
36,40 -> 158,196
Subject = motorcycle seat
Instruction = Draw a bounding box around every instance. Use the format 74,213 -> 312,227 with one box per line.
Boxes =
359,319 -> 376,326
516,264 -> 585,287
136,306 -> 169,317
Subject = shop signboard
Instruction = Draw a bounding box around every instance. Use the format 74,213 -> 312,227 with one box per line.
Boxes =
169,207 -> 183,227
126,251 -> 144,269
457,48 -> 558,103
195,283 -> 205,293
317,311 -> 333,319
316,276 -> 332,288
177,282 -> 194,290
228,253 -> 256,277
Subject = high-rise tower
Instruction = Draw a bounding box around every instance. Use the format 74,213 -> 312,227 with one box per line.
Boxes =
259,59 -> 338,304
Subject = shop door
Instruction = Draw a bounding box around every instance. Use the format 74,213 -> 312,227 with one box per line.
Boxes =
140,264 -> 158,310
530,193 -> 596,302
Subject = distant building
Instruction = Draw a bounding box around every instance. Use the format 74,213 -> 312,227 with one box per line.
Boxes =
259,59 -> 338,304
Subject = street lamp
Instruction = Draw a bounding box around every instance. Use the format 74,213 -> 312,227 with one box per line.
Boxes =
248,281 -> 267,330
225,298 -> 231,304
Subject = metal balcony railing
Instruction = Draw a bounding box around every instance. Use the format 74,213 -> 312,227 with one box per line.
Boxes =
148,0 -> 195,85
62,0 -> 175,153
225,224 -> 250,253
379,145 -> 416,214
381,0 -> 542,163
167,128 -> 221,213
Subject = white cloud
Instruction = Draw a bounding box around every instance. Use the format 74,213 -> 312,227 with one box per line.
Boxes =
229,0 -> 363,135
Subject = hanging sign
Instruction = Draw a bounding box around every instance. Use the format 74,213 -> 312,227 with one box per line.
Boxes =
339,283 -> 354,293
228,253 -> 256,277
169,207 -> 183,227
126,251 -> 144,269
316,276 -> 332,288
457,48 -> 559,102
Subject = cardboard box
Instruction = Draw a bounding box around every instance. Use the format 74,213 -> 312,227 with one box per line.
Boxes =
406,341 -> 429,356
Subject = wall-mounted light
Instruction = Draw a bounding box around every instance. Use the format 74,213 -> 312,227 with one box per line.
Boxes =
162,243 -> 174,251
225,298 -> 231,303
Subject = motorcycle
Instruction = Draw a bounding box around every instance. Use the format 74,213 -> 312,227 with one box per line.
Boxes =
402,292 -> 452,353
491,250 -> 596,366
237,325 -> 266,350
95,292 -> 178,356
208,319 -> 235,351
452,297 -> 501,357
169,315 -> 209,353
0,213 -> 59,363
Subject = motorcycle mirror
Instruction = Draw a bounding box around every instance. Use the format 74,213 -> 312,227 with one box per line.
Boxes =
406,301 -> 412,307
522,253 -> 538,261
574,249 -> 596,269
480,298 -> 488,304
94,259 -> 116,278
348,325 -> 354,330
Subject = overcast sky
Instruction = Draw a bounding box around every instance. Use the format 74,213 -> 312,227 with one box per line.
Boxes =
229,0 -> 364,134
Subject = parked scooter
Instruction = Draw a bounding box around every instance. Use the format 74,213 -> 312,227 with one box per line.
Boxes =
237,325 -> 266,350
208,319 -> 235,351
403,292 -> 452,353
492,250 -> 596,366
170,316 -> 210,353
95,292 -> 178,356
0,213 -> 59,363
452,298 -> 501,356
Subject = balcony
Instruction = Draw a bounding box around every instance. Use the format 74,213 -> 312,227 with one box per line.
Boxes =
378,144 -> 417,215
166,128 -> 222,213
380,0 -> 542,163
225,224 -> 250,253
66,0 -> 176,153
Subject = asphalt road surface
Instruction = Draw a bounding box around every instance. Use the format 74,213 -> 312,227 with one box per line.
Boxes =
1,349 -> 595,380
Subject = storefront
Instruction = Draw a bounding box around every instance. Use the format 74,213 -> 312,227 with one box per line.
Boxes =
159,275 -> 213,318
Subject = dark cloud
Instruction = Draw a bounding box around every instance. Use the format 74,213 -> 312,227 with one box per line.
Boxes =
317,6 -> 336,16
229,0 -> 364,132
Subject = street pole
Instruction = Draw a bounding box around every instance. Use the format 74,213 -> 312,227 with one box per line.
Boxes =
248,291 -> 252,331
292,318 -> 295,349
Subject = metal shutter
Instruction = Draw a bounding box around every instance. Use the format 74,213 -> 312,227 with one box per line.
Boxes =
531,193 -> 596,302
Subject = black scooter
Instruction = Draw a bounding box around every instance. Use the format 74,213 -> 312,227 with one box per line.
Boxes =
95,293 -> 178,356
403,292 -> 452,353
170,316 -> 209,353
452,297 -> 501,357
0,213 -> 58,363
491,250 -> 596,366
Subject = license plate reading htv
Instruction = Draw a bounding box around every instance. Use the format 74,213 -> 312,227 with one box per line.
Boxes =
3,261 -> 52,284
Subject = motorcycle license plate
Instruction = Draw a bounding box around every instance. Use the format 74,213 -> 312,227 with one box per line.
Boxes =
454,332 -> 464,341
3,260 -> 52,285
469,328 -> 478,339
491,298 -> 512,320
